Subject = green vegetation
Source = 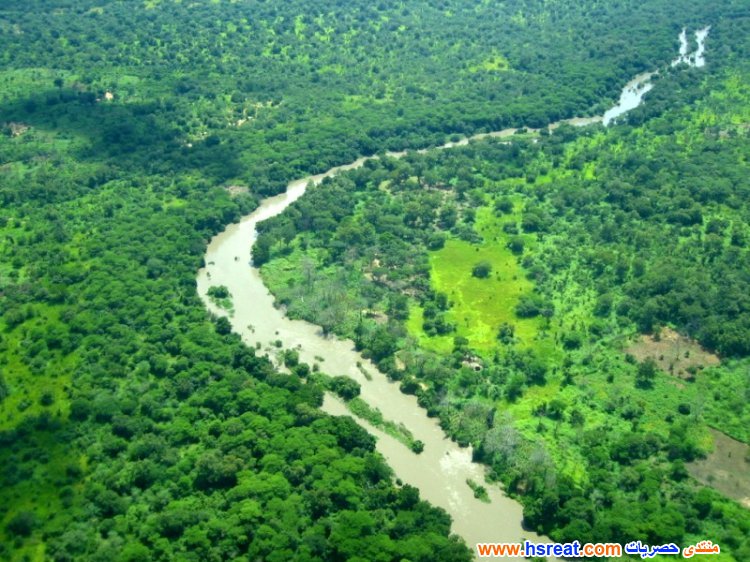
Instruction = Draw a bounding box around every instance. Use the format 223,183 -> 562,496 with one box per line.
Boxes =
466,480 -> 491,504
427,208 -> 543,353
471,260 -> 492,279
3,0 -> 750,559
347,398 -> 421,452
207,284 -> 234,314
258,9 -> 750,558
311,372 -> 420,450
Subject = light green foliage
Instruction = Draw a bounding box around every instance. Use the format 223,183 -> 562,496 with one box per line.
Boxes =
410,237 -> 539,352
206,284 -> 234,314
466,479 -> 491,503
420,206 -> 543,353
346,397 -> 419,451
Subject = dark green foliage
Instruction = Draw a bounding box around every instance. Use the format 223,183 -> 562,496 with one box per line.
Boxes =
6,512 -> 37,537
515,294 -> 554,318
330,376 -> 361,401
497,323 -> 515,345
214,316 -> 233,335
282,349 -> 300,368
522,354 -> 548,386
508,235 -> 525,255
561,331 -> 583,350
0,374 -> 8,403
206,285 -> 229,299
494,197 -> 514,215
472,261 -> 492,278
367,326 -> 399,362
636,358 -> 658,389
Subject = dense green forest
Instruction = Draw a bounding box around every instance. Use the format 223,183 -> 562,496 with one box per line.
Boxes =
2,0 -> 750,560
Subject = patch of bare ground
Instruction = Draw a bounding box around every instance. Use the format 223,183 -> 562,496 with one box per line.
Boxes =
6,122 -> 30,137
394,355 -> 406,372
224,185 -> 249,198
626,327 -> 720,379
688,428 -> 750,509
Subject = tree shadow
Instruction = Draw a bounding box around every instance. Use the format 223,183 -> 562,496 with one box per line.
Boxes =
2,87 -> 242,184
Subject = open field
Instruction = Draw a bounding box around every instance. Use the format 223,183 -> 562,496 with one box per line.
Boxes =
408,205 -> 542,354
627,327 -> 721,379
688,428 -> 750,508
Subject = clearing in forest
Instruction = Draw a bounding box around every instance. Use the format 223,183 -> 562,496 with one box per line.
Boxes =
407,206 -> 541,353
688,428 -> 750,509
626,327 -> 720,379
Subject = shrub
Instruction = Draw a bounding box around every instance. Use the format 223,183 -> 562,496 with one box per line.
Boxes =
6,511 -> 38,537
472,261 -> 492,278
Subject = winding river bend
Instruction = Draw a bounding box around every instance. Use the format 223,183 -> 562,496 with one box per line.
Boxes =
197,28 -> 708,557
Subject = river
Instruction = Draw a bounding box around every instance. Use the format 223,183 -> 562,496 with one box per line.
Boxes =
603,26 -> 710,126
672,26 -> 711,68
197,27 -> 708,558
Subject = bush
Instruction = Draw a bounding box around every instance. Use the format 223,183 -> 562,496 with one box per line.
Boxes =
636,357 -> 657,389
6,511 -> 38,537
508,236 -> 525,255
472,261 -> 492,278
0,375 -> 8,402
427,232 -> 446,250
497,322 -> 515,344
515,294 -> 553,318
494,197 -> 514,214
207,285 -> 230,299
561,331 -> 583,349
283,349 -> 300,368
40,391 -> 55,406
214,316 -> 232,335
330,376 -> 361,400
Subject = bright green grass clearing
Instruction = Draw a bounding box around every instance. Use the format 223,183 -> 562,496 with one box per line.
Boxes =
408,205 -> 541,353
468,53 -> 510,73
